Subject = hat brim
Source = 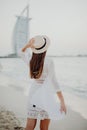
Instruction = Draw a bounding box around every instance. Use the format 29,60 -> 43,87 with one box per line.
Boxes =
31,35 -> 50,54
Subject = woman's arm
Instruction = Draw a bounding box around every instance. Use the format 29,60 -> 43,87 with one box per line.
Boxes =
22,38 -> 35,52
18,38 -> 35,65
57,91 -> 67,114
47,60 -> 67,114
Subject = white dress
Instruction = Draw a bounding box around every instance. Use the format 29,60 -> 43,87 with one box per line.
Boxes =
18,48 -> 65,120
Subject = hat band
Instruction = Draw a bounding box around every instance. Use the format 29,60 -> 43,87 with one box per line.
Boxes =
35,38 -> 46,50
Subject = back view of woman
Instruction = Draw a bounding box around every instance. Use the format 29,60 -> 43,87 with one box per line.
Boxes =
18,35 -> 67,130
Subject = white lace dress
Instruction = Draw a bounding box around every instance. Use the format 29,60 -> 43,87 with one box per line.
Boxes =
18,48 -> 65,120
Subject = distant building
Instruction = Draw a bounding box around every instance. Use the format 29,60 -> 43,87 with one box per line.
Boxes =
12,5 -> 31,55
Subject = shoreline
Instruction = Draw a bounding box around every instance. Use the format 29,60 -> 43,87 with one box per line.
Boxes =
0,102 -> 87,130
0,104 -> 87,130
0,74 -> 87,130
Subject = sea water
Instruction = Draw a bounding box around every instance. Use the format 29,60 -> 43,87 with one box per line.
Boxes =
0,57 -> 87,99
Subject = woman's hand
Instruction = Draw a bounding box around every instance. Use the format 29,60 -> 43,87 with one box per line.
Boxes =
60,101 -> 67,114
27,38 -> 35,48
22,38 -> 35,52
57,91 -> 67,114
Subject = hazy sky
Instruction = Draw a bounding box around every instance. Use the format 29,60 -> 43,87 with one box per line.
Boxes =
0,0 -> 87,56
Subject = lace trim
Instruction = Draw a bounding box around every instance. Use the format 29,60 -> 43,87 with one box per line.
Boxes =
28,110 -> 49,119
27,104 -> 49,119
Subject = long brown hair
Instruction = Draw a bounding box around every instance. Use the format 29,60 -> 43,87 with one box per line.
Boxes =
30,51 -> 47,79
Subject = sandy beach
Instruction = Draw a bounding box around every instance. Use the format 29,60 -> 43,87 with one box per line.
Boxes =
0,73 -> 87,130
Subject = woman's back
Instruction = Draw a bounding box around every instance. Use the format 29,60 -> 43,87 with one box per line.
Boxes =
33,57 -> 51,84
18,48 -> 60,92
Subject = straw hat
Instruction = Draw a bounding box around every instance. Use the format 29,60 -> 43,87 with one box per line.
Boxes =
31,35 -> 50,54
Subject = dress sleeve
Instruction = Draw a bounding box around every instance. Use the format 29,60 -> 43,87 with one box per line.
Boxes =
18,48 -> 31,65
48,59 -> 61,92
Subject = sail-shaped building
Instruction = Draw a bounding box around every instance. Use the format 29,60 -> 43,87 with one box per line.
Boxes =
13,5 -> 31,55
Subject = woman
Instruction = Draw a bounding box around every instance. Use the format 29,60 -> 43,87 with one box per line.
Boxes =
19,35 -> 67,130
